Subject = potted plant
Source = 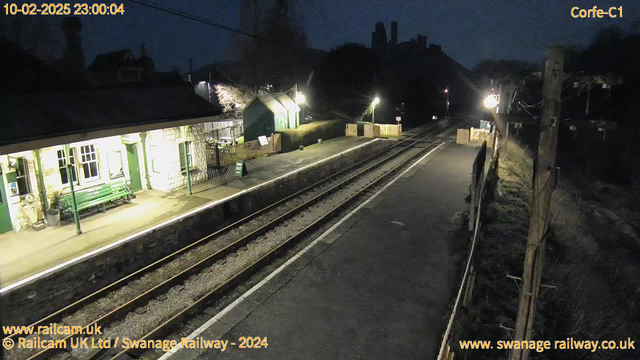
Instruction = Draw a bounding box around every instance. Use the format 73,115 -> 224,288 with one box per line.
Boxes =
46,192 -> 61,226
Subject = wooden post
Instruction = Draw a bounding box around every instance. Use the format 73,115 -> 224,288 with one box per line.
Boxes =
505,122 -> 510,151
469,142 -> 487,232
511,46 -> 564,360
462,266 -> 476,308
469,165 -> 477,232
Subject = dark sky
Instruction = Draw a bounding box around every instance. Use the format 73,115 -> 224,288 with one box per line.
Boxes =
54,0 -> 640,72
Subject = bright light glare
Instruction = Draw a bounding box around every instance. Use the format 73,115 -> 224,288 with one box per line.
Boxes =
372,97 -> 380,106
483,95 -> 498,109
296,93 -> 306,104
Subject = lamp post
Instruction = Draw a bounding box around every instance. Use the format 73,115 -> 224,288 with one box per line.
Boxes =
371,96 -> 380,124
444,87 -> 450,118
64,144 -> 82,235
295,92 -> 306,128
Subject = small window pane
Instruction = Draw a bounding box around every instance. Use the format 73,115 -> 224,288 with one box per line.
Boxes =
15,158 -> 30,195
58,148 -> 78,185
80,144 -> 100,180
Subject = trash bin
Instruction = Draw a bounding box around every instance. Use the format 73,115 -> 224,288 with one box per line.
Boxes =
46,208 -> 60,227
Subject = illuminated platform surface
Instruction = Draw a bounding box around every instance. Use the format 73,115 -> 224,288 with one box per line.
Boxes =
170,143 -> 478,360
0,136 -> 376,288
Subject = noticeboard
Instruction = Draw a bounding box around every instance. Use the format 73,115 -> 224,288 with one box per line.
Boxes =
235,160 -> 248,177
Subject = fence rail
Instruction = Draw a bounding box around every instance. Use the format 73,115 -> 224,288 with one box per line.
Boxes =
438,129 -> 500,360
206,134 -> 281,178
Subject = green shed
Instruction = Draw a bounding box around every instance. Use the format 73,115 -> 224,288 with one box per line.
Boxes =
242,93 -> 299,141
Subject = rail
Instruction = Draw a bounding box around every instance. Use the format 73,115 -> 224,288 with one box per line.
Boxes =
6,122 -> 458,360
111,125 -> 457,360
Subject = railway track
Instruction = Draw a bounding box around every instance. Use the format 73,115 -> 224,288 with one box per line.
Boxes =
5,121 -> 460,360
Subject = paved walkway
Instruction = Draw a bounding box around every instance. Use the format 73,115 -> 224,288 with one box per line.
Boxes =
0,137 -> 376,288
168,143 -> 478,360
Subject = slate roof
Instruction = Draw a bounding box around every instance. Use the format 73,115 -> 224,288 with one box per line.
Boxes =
87,50 -> 145,72
0,87 -> 221,147
247,92 -> 298,114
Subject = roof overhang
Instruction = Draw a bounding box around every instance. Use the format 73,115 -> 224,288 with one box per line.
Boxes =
0,115 -> 220,155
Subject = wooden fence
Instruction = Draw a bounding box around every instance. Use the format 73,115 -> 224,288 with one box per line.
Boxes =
206,134 -> 281,175
378,124 -> 402,136
456,129 -> 470,145
363,123 -> 402,138
437,130 -> 500,360
345,123 -> 357,137
457,127 -> 496,149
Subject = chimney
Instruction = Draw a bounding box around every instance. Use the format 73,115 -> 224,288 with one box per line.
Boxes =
372,22 -> 387,52
140,43 -> 148,57
62,17 -> 85,81
390,22 -> 398,47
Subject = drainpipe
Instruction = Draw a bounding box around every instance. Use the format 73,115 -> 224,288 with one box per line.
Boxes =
184,141 -> 192,196
181,126 -> 192,196
34,149 -> 48,213
140,132 -> 152,190
64,144 -> 82,235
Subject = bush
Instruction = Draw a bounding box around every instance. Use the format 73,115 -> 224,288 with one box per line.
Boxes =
278,120 -> 346,152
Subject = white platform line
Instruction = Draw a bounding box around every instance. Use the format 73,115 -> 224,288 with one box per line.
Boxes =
0,139 -> 380,295
158,141 -> 447,359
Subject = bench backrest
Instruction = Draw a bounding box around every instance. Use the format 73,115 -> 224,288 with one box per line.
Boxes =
61,180 -> 127,205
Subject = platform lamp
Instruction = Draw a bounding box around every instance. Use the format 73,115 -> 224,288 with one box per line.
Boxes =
371,96 -> 380,124
64,144 -> 82,235
181,125 -> 192,196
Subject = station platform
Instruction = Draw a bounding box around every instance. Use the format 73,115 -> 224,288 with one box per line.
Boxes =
166,143 -> 478,360
0,136 -> 379,289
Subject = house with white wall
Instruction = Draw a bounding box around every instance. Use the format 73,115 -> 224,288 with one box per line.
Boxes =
0,86 -> 220,234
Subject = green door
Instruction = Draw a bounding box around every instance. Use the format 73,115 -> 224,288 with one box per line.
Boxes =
0,168 -> 13,234
126,144 -> 142,192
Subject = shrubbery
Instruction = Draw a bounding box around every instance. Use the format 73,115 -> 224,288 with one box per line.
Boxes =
278,120 -> 346,152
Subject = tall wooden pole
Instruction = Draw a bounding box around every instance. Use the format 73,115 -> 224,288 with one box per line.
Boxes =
511,46 -> 564,360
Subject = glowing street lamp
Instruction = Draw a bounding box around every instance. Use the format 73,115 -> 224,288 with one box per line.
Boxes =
444,87 -> 450,118
371,96 -> 380,124
483,94 -> 499,109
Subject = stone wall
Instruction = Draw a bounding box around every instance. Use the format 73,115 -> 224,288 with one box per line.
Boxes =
1,139 -> 391,326
146,125 -> 207,191
1,125 -> 208,232
1,135 -> 151,232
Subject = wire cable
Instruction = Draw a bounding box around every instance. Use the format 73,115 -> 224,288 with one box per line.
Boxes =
126,0 -> 294,48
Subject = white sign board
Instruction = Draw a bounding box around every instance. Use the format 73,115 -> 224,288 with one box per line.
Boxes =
258,135 -> 269,146
395,116 -> 401,122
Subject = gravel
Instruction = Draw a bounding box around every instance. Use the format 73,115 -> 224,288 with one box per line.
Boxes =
7,143 -> 425,360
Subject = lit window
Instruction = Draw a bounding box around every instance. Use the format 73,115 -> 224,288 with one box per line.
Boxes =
107,151 -> 124,180
57,149 -> 78,185
80,144 -> 100,180
14,157 -> 31,195
179,142 -> 193,172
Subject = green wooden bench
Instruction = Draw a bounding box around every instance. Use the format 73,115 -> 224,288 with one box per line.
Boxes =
59,180 -> 133,219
